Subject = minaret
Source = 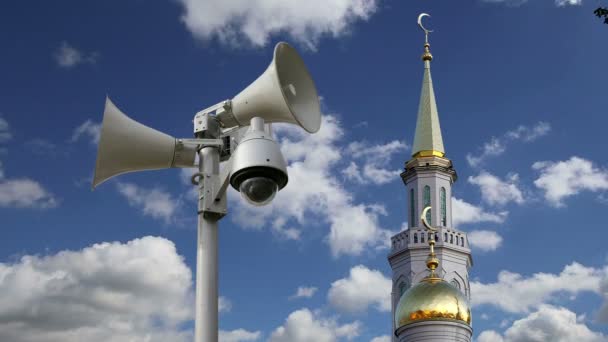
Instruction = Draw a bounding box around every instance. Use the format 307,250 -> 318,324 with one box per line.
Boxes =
388,14 -> 473,341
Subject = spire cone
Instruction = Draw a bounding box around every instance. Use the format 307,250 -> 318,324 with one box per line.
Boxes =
411,35 -> 445,158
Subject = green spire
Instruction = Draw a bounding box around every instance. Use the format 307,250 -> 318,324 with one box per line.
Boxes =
411,42 -> 445,159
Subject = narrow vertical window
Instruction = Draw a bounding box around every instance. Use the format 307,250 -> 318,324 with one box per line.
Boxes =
421,232 -> 425,243
414,233 -> 418,243
399,281 -> 409,296
440,187 -> 447,226
424,185 -> 431,225
410,189 -> 416,227
461,237 -> 464,246
444,233 -> 448,242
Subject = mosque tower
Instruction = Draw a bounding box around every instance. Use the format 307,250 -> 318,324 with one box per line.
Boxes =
387,14 -> 473,342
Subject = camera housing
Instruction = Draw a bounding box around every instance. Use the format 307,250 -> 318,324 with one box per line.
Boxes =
229,119 -> 288,206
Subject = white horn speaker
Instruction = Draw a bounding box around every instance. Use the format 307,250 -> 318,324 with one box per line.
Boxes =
229,42 -> 321,133
92,98 -> 193,188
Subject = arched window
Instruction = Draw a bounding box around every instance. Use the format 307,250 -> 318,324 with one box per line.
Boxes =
444,232 -> 448,242
421,232 -> 425,243
461,236 -> 464,246
451,279 -> 461,290
410,189 -> 416,227
440,187 -> 447,226
414,233 -> 418,243
424,185 -> 431,225
435,233 -> 439,242
450,234 -> 454,244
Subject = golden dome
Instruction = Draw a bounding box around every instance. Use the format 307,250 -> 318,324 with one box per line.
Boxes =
395,277 -> 471,329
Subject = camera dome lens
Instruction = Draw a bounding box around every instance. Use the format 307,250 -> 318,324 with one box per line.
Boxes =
239,177 -> 278,206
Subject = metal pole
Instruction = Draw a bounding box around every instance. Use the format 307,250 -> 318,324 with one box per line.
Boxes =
195,145 -> 220,342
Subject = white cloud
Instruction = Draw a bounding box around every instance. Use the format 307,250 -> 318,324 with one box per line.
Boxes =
231,115 -> 395,257
219,296 -> 232,313
452,197 -> 507,226
290,286 -> 318,299
328,265 -> 391,314
370,336 -> 390,342
0,116 -> 11,143
268,308 -> 361,342
71,119 -> 101,145
176,0 -> 378,49
477,330 -> 505,342
0,178 -> 58,209
0,236 -> 193,342
471,262 -> 603,313
116,182 -> 180,223
467,230 -> 503,251
533,156 -> 608,207
219,329 -> 261,342
479,305 -> 605,342
468,171 -> 524,206
342,140 -> 408,185
467,122 -> 550,167
555,0 -> 582,6
0,118 -> 58,209
54,41 -> 98,68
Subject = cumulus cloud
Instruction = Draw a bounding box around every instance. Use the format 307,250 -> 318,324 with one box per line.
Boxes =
477,330 -> 505,342
467,121 -> 550,167
0,178 -> 58,209
219,329 -> 261,342
54,41 -> 98,68
478,305 -> 605,342
328,265 -> 391,314
71,119 -> 101,145
219,296 -> 232,313
468,171 -> 524,206
116,182 -> 180,223
268,308 -> 361,342
471,262 -> 604,313
0,117 -> 58,209
290,286 -> 318,299
176,0 -> 378,49
342,140 -> 408,185
533,156 -> 608,207
231,115 -> 395,257
0,236 -> 193,342
370,336 -> 390,342
452,197 -> 507,226
555,0 -> 582,6
467,230 -> 503,252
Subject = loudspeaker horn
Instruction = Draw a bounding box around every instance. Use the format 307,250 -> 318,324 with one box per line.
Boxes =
229,42 -> 321,133
92,98 -> 195,188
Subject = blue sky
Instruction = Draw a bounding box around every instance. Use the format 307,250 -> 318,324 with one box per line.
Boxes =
1,0 -> 608,341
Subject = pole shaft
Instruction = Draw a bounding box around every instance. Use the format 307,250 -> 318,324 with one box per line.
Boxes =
195,146 -> 220,342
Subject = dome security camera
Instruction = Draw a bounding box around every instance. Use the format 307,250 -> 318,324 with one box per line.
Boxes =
229,118 -> 288,206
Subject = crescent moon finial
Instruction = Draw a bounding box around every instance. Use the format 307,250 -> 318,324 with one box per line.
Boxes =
421,206 -> 437,232
417,13 -> 433,33
420,205 -> 440,278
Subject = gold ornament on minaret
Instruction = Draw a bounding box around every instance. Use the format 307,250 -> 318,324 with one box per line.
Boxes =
394,205 -> 472,328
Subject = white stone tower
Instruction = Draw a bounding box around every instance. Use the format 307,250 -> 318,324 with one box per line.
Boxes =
388,14 -> 473,342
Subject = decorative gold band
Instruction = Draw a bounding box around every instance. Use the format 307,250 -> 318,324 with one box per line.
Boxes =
413,150 -> 445,158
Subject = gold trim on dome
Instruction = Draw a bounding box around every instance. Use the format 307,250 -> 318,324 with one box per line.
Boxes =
413,150 -> 445,158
